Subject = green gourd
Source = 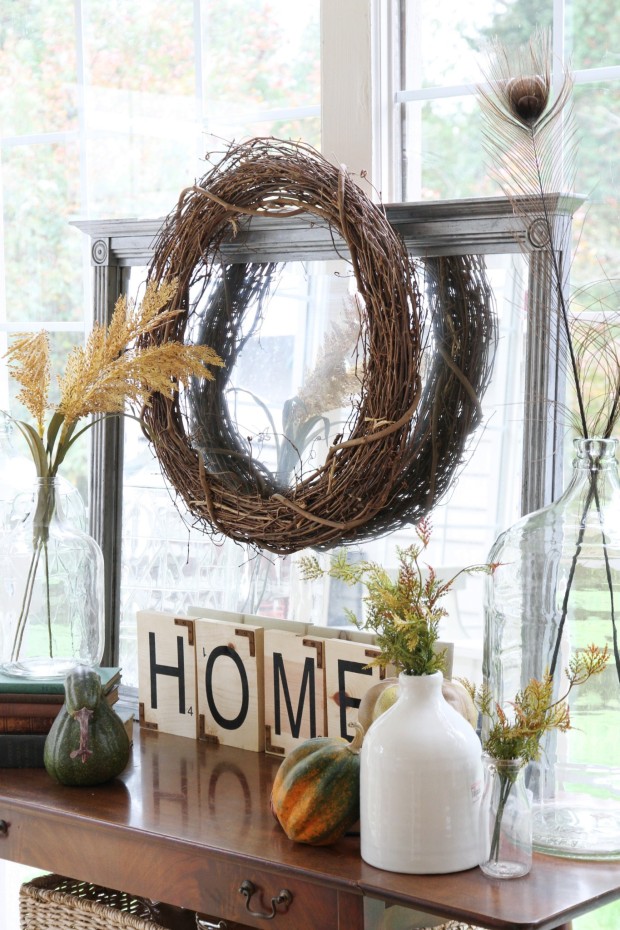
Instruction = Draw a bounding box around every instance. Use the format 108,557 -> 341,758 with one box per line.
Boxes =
44,666 -> 130,786
270,723 -> 364,846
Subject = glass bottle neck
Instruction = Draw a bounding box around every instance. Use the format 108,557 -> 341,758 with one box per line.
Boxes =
33,477 -> 64,527
483,754 -> 524,775
572,437 -> 618,471
563,438 -> 620,499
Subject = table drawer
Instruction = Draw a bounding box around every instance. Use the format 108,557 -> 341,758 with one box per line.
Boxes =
197,860 -> 338,930
0,809 -> 339,930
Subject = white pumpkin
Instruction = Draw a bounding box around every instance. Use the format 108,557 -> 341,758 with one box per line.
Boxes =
358,675 -> 478,731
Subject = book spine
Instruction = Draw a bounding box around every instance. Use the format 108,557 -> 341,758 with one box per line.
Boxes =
0,693 -> 64,705
0,702 -> 62,717
0,716 -> 56,735
0,734 -> 46,768
106,688 -> 119,707
0,688 -> 117,717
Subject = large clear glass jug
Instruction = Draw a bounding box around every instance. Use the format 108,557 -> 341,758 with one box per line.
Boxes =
484,438 -> 620,859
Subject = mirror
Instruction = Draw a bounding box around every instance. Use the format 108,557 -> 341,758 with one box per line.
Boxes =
184,259 -> 362,494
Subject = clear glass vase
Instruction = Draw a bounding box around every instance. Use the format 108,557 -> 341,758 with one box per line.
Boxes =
479,755 -> 532,879
484,437 -> 620,859
0,476 -> 104,679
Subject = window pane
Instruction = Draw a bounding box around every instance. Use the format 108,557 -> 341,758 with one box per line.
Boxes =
201,1 -> 320,147
85,127 -> 201,219
401,0 -> 552,89
567,0 -> 620,69
82,0 -> 196,95
79,0 -> 321,219
202,2 -> 320,111
0,1 -> 78,136
1,142 -> 83,322
118,253 -> 527,687
118,260 -> 355,686
402,97 -> 497,201
356,253 -> 527,681
571,82 -> 620,291
399,3 -> 620,475
81,0 -> 198,218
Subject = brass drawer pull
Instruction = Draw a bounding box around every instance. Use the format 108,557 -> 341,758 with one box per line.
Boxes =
239,879 -> 293,919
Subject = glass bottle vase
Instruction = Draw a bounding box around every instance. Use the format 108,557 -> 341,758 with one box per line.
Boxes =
0,476 -> 104,679
479,755 -> 532,879
484,437 -> 620,859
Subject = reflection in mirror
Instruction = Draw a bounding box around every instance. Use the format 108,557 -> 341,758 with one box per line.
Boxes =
183,260 -> 362,493
118,254 -> 527,687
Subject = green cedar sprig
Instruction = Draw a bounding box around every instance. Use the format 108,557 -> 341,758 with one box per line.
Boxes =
461,643 -> 610,763
299,518 -> 498,676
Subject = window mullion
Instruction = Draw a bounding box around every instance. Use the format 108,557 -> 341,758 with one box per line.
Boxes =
320,0 -> 374,195
372,0 -> 403,202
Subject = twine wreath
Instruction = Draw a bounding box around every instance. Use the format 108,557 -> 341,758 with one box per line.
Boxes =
143,138 -> 495,554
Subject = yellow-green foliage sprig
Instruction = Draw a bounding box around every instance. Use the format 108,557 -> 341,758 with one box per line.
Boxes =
462,643 -> 610,763
4,279 -> 223,478
299,518 -> 498,676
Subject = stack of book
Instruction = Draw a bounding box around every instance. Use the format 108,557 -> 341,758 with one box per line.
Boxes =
0,667 -> 123,768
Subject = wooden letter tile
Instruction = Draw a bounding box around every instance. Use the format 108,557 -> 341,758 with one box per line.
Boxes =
324,639 -> 384,740
195,618 -> 264,752
137,610 -> 198,739
264,630 -> 326,756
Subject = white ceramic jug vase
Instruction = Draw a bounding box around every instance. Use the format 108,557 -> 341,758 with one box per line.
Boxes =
360,670 -> 483,873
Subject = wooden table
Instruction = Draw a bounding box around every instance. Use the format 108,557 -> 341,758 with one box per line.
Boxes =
1,727 -> 619,930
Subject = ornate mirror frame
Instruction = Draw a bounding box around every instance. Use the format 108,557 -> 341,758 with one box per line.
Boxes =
75,193 -> 580,659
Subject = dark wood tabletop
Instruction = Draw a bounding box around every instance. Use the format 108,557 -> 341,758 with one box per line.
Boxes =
0,725 -> 618,930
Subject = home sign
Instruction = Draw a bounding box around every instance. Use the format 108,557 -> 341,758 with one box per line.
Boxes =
136,608 -> 396,756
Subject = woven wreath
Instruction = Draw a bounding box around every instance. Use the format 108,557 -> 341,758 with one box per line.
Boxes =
143,138 -> 495,554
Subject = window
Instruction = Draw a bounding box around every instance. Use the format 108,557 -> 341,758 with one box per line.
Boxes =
3,1 -> 608,668
392,0 -> 620,322
1,1 -> 587,688
388,6 -> 620,929
0,0 -> 321,674
0,0 -> 320,500
0,4 -> 322,927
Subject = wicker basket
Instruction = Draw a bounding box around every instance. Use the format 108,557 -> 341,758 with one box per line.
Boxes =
19,873 -> 249,930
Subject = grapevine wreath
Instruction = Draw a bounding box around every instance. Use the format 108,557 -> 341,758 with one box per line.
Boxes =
142,138 -> 495,554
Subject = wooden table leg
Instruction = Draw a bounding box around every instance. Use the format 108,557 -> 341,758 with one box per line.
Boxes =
337,890 -> 364,930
